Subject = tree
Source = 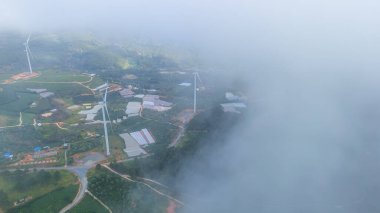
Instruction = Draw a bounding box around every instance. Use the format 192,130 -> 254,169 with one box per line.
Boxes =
53,171 -> 61,181
96,164 -> 101,170
0,190 -> 10,207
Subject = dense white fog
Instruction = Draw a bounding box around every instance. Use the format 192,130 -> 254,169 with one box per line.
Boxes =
2,0 -> 380,212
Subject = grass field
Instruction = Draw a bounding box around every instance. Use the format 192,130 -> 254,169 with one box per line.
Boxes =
25,70 -> 91,83
21,112 -> 36,125
8,184 -> 79,213
0,170 -> 78,212
109,135 -> 127,161
0,80 -> 90,127
0,170 -> 77,203
0,73 -> 15,82
10,81 -> 91,97
68,194 -> 108,213
69,138 -> 103,156
0,111 -> 19,126
0,111 -> 34,126
0,92 -> 39,113
84,76 -> 104,89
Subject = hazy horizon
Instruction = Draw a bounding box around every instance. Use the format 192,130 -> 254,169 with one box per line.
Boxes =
2,0 -> 380,212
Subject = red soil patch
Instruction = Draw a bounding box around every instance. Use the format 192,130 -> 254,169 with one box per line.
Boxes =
3,72 -> 40,84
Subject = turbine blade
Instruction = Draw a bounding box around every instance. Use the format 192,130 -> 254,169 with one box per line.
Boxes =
104,103 -> 113,132
25,37 -> 33,74
102,85 -> 113,132
26,34 -> 31,44
196,72 -> 203,85
27,45 -> 35,60
101,104 -> 110,156
103,85 -> 108,103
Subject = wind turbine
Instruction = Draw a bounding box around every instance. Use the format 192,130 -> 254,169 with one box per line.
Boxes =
24,34 -> 33,74
101,84 -> 112,156
193,72 -> 202,113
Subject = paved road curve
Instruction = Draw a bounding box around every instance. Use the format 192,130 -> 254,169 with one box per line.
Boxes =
59,166 -> 90,213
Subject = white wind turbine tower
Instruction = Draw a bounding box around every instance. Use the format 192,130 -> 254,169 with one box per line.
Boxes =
101,84 -> 112,156
24,34 -> 33,74
193,72 -> 202,113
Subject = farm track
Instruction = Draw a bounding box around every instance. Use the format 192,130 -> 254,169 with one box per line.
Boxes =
86,190 -> 113,213
102,164 -> 185,206
24,74 -> 95,94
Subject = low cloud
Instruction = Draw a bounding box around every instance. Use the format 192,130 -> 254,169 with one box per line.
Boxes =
2,1 -> 380,212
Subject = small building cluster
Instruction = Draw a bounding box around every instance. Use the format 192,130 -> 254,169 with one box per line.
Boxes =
3,152 -> 13,159
178,82 -> 192,87
130,128 -> 156,146
125,102 -> 142,117
225,92 -> 247,101
119,128 -> 156,157
221,91 -> 248,113
220,102 -> 247,113
7,146 -> 61,167
40,109 -> 57,118
119,133 -> 147,157
33,149 -> 58,159
78,104 -> 103,121
27,88 -> 55,98
119,88 -> 134,98
142,95 -> 172,111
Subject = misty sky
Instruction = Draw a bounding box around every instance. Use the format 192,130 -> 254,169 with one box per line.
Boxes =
2,1 -> 380,212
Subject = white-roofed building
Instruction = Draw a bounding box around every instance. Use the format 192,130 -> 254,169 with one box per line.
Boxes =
142,95 -> 172,111
125,102 -> 142,117
130,128 -> 156,146
119,133 -> 147,157
134,94 -> 145,99
94,83 -> 108,91
179,82 -> 192,87
119,88 -> 134,98
78,104 -> 103,121
130,131 -> 148,146
220,102 -> 247,113
225,92 -> 240,101
40,92 -> 54,98
141,128 -> 156,144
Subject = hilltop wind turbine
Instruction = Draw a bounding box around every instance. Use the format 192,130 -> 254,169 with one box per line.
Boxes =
24,34 -> 33,74
101,84 -> 112,156
193,72 -> 202,113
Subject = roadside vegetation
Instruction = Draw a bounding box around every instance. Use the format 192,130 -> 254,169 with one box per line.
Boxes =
68,194 -> 109,213
87,166 -> 169,213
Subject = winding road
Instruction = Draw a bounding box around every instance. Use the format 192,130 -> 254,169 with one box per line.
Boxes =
59,166 -> 90,213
